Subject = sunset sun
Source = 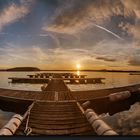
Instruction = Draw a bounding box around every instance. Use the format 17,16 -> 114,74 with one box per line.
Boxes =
76,64 -> 81,69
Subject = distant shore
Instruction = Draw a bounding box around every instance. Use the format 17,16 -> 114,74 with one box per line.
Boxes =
0,68 -> 140,73
40,70 -> 140,73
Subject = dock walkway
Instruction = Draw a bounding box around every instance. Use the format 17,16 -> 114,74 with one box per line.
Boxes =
15,79 -> 95,135
16,101 -> 94,135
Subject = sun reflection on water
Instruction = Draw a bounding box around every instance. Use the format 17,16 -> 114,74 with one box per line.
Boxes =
77,70 -> 80,76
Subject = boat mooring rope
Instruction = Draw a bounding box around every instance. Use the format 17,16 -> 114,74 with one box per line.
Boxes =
24,111 -> 32,136
23,101 -> 35,135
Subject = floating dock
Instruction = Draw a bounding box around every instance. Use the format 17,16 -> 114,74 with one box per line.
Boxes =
27,73 -> 87,79
9,72 -> 105,84
8,77 -> 105,84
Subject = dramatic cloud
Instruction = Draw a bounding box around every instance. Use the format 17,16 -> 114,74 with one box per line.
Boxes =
121,0 -> 140,19
0,1 -> 32,31
118,0 -> 140,40
44,0 -> 125,34
43,1 -> 129,32
119,22 -> 140,40
42,0 -> 140,43
0,0 -> 140,70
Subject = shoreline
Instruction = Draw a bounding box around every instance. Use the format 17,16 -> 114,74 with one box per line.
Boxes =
0,70 -> 140,73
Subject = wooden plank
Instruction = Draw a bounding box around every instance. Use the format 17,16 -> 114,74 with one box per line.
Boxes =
54,92 -> 58,101
16,100 -> 94,135
30,125 -> 92,135
25,118 -> 88,125
28,122 -> 90,130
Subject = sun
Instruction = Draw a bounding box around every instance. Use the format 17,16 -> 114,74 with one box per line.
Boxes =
76,64 -> 81,69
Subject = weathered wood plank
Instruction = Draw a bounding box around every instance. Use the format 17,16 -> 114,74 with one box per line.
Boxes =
30,125 -> 93,135
16,100 -> 93,135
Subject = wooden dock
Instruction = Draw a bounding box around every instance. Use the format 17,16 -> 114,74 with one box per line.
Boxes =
16,101 -> 94,135
9,72 -> 105,84
27,73 -> 87,79
0,78 -> 140,135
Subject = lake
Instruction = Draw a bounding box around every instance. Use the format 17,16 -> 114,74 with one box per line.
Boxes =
0,71 -> 140,91
0,71 -> 140,135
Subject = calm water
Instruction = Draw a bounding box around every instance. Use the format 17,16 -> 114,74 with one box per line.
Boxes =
0,71 -> 140,91
0,71 -> 140,135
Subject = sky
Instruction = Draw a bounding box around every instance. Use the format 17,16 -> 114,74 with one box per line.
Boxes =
0,0 -> 140,70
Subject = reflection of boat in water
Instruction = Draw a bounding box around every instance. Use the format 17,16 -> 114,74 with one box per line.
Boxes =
0,73 -> 140,135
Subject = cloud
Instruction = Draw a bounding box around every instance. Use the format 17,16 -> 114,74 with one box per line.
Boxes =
1,39 -> 140,70
0,42 -> 95,69
43,0 -> 136,34
121,0 -> 140,19
0,1 -> 32,31
118,0 -> 140,40
128,57 -> 140,66
129,25 -> 140,40
45,41 -> 140,69
0,43 -> 39,67
43,0 -> 125,34
96,56 -> 116,62
119,22 -> 140,40
41,0 -> 140,44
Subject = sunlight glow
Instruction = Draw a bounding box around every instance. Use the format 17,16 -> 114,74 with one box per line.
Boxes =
77,70 -> 80,76
76,64 -> 81,69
